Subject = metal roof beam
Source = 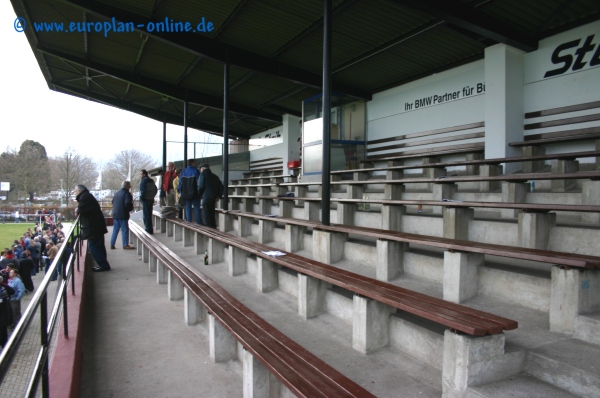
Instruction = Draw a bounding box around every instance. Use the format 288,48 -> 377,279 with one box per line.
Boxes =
56,0 -> 372,100
392,0 -> 537,52
37,45 -> 282,123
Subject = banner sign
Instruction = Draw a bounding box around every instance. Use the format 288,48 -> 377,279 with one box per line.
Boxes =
0,182 -> 9,191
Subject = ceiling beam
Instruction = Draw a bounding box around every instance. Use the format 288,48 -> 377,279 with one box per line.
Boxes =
392,0 -> 537,52
56,0 -> 371,100
37,45 -> 282,123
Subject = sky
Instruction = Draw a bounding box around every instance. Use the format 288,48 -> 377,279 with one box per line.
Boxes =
1,1 -> 216,169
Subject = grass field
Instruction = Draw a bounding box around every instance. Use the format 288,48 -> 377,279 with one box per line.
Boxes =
0,223 -> 36,250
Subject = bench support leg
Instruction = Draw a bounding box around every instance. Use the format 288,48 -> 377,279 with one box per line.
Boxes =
442,330 -> 506,397
346,185 -> 364,200
239,216 -> 253,238
184,288 -> 205,326
258,198 -> 272,215
376,240 -> 406,281
337,203 -> 354,226
243,349 -> 271,398
157,261 -> 167,284
386,169 -> 403,180
443,251 -> 483,303
195,232 -> 209,255
384,184 -> 404,200
582,180 -> 600,223
258,220 -> 275,244
298,274 -> 327,319
229,246 -> 247,276
243,198 -> 254,213
381,205 -> 405,232
280,200 -> 293,218
518,212 -> 556,250
521,145 -> 545,173
137,239 -> 142,256
352,295 -> 394,354
231,197 -> 242,211
465,152 -> 483,175
183,228 -> 194,247
479,165 -> 503,192
295,185 -> 307,206
432,184 -> 456,214
148,252 -> 157,273
550,266 -> 600,344
174,223 -> 183,242
166,221 -> 174,237
551,160 -> 579,192
305,201 -> 320,222
142,245 -> 149,264
209,238 -> 225,264
443,208 -> 474,240
168,271 -> 184,301
285,224 -> 305,253
313,229 -> 347,264
501,182 -> 528,218
209,314 -> 237,363
257,257 -> 278,293
219,212 -> 234,233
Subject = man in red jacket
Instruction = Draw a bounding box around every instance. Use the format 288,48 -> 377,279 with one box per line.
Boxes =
161,162 -> 177,207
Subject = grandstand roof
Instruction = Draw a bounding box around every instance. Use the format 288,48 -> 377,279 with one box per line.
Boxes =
11,0 -> 600,139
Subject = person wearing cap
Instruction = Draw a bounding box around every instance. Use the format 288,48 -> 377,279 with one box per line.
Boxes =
177,159 -> 202,224
110,180 -> 135,250
197,163 -> 224,228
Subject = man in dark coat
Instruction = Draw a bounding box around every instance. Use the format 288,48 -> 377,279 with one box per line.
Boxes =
110,180 -> 135,249
139,170 -> 155,234
197,164 -> 224,228
74,184 -> 111,272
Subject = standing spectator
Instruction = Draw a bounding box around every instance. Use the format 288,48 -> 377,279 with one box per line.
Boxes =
111,181 -> 135,250
162,162 -> 177,207
173,168 -> 183,219
12,244 -> 22,260
14,210 -> 20,223
45,242 -> 58,274
18,251 -> 34,293
0,278 -> 15,347
177,160 -> 202,224
139,170 -> 155,235
197,164 -> 224,228
7,268 -> 25,328
0,250 -> 19,271
74,184 -> 111,272
27,237 -> 40,276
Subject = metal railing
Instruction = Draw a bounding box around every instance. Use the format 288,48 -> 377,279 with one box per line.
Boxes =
0,217 -> 82,397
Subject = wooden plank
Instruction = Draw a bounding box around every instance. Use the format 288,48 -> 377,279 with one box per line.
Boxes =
368,132 -> 484,153
524,113 -> 600,130
511,127 -> 600,146
368,122 -> 484,145
525,100 -> 600,119
366,142 -> 484,161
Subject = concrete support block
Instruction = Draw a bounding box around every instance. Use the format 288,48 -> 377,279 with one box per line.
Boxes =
381,205 -> 405,231
582,180 -> 600,223
313,229 -> 348,264
443,251 -> 483,304
596,138 -> 600,169
443,208 -> 474,240
550,267 -> 600,335
298,274 -> 327,319
137,239 -> 142,255
256,257 -> 278,293
183,228 -> 194,247
386,169 -> 403,180
166,222 -> 174,238
231,197 -> 242,211
442,330 -> 506,397
295,185 -> 307,205
426,167 -> 446,179
353,171 -> 369,181
346,184 -> 364,200
479,165 -> 503,192
465,152 -> 483,175
305,201 -> 320,222
195,232 -> 209,255
376,240 -> 406,281
243,198 -> 254,213
209,238 -> 225,264
501,182 -> 528,218
219,212 -> 234,233
148,252 -> 157,272
209,314 -> 237,363
551,160 -> 579,192
157,261 -> 167,284
229,245 -> 247,276
184,288 -> 205,326
243,349 -> 271,398
174,223 -> 183,242
142,245 -> 149,264
432,184 -> 456,215
352,295 -> 394,354
518,212 -> 556,250
280,200 -> 293,218
239,216 -> 253,238
168,271 -> 184,301
521,145 -> 546,173
285,224 -> 305,253
258,219 -> 275,244
384,184 -> 404,201
337,203 -> 354,226
258,198 -> 272,215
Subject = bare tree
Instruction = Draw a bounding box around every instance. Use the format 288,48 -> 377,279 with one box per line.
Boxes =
50,148 -> 98,202
103,149 -> 158,192
0,140 -> 50,203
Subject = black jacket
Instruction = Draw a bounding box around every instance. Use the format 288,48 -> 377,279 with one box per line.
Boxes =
197,168 -> 224,204
112,188 -> 134,220
76,188 -> 107,240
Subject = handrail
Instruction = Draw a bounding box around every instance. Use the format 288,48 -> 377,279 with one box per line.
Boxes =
0,217 -> 82,398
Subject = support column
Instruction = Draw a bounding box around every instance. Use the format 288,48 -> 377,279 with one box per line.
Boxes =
465,153 -> 483,175
209,238 -> 225,264
148,252 -> 157,272
159,218 -> 167,234
381,205 -> 405,231
142,245 -> 150,264
551,160 -> 579,192
352,295 -> 394,354
285,224 -> 305,253
479,164 -> 503,192
337,203 -> 354,226
298,274 -> 327,319
443,208 -> 474,240
312,229 -> 347,264
157,260 -> 167,284
231,197 -> 242,211
166,221 -> 174,237
195,231 -> 209,255
243,349 -> 271,398
383,184 -> 404,200
432,183 -> 456,215
219,212 -> 234,233
443,251 -> 483,303
346,184 -> 364,199
183,228 -> 194,247
305,201 -> 320,222
295,185 -> 307,206
228,246 -> 247,276
501,182 -> 528,218
168,271 -> 184,301
239,216 -> 253,238
521,146 -> 545,173
376,240 -> 406,281
518,212 -> 556,250
209,314 -> 237,362
174,223 -> 183,242
582,180 -> 600,223
256,257 -> 278,293
184,288 -> 205,326
258,219 -> 275,244
280,200 -> 293,218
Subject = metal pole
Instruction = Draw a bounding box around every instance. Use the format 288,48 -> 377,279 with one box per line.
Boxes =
162,118 -> 167,172
322,0 -> 332,226
184,92 -> 188,164
222,62 -> 230,211
40,293 -> 49,397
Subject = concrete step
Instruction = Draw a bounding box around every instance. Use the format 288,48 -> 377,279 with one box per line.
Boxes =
526,338 -> 600,397
469,374 -> 579,398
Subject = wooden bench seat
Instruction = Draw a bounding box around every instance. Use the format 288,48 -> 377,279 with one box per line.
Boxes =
166,217 -> 517,336
129,221 -> 374,398
230,174 -> 297,186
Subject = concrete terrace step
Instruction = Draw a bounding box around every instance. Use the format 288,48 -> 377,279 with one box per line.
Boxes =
469,374 -> 580,398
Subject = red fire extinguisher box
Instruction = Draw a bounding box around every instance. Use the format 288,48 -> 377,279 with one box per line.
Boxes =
287,160 -> 301,168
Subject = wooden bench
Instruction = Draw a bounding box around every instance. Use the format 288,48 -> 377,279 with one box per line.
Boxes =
244,157 -> 284,177
128,221 -> 375,398
230,173 -> 297,186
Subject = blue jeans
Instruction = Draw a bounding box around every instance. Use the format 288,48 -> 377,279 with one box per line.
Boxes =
87,236 -> 111,270
142,200 -> 153,233
185,198 -> 202,224
110,218 -> 130,247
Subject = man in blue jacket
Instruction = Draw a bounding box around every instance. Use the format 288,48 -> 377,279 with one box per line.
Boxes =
197,164 -> 224,228
177,160 -> 202,224
111,181 -> 135,250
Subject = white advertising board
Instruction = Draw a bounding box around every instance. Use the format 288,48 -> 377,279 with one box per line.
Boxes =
0,182 -> 9,191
